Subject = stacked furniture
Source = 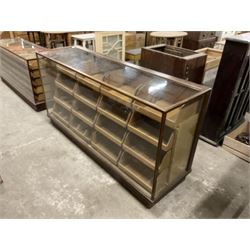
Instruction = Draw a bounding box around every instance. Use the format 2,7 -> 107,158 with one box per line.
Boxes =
0,38 -> 47,111
140,44 -> 207,84
201,34 -> 250,145
183,32 -> 217,50
38,47 -> 210,207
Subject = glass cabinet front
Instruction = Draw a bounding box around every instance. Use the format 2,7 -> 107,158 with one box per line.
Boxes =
38,47 -> 210,203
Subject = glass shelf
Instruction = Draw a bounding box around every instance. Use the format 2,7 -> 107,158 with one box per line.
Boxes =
128,111 -> 175,151
92,131 -> 121,164
52,103 -> 71,125
74,82 -> 100,109
122,132 -> 159,170
54,87 -> 73,110
70,115 -> 93,142
97,95 -> 131,127
94,114 -> 127,146
118,152 -> 154,193
72,100 -> 97,127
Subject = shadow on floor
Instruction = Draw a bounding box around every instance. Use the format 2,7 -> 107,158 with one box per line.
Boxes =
192,162 -> 249,219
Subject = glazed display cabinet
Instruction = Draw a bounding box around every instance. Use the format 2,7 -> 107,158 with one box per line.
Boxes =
140,44 -> 207,84
0,38 -> 47,111
37,47 -> 210,207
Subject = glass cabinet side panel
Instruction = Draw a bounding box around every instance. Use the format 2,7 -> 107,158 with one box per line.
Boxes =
38,47 -> 202,111
154,96 -> 204,196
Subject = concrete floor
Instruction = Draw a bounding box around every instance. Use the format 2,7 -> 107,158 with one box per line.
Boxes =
0,79 -> 249,219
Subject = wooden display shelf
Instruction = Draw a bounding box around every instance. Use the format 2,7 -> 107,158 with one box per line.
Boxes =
53,96 -> 71,111
55,79 -> 74,95
72,108 -> 96,127
133,101 -> 181,128
97,95 -> 131,128
92,132 -> 121,164
75,82 -> 100,108
94,114 -> 126,146
74,93 -> 98,110
118,152 -> 153,193
69,115 -> 93,142
101,86 -> 132,107
56,72 -> 76,91
56,64 -> 76,79
52,103 -> 71,125
122,132 -> 157,170
76,73 -> 101,92
128,119 -> 174,151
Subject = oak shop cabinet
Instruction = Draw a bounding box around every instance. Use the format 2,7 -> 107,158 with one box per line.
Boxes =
0,38 -> 47,111
37,47 -> 210,207
140,44 -> 207,84
201,34 -> 250,145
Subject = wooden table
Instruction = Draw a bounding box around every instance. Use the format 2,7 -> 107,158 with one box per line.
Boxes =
150,31 -> 187,47
72,33 -> 96,50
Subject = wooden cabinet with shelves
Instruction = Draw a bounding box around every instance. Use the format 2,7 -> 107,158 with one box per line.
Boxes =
38,47 -> 210,207
0,38 -> 47,111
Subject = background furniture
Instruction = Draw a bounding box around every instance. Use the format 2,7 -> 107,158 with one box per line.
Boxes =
95,32 -> 125,61
195,47 -> 222,86
125,48 -> 141,64
140,44 -> 207,84
0,38 -> 47,111
72,33 -> 96,50
150,31 -> 187,47
42,31 -> 68,48
0,175 -> 3,184
201,35 -> 250,145
183,31 -> 217,50
125,32 -> 146,50
38,47 -> 210,207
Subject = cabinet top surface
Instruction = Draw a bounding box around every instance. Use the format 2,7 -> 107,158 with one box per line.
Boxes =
0,38 -> 46,60
38,47 -> 210,112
